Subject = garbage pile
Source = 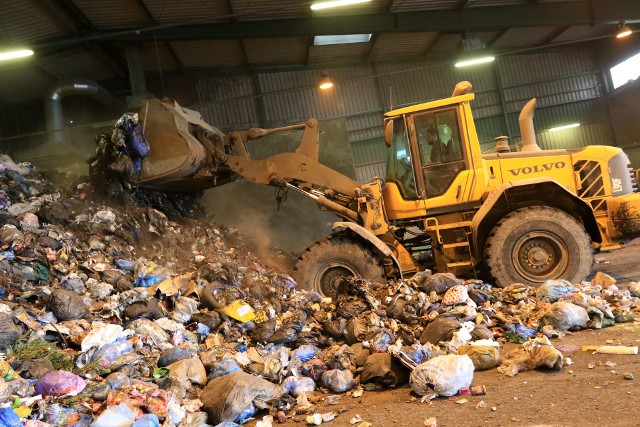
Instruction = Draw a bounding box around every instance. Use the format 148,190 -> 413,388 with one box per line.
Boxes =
0,154 -> 637,426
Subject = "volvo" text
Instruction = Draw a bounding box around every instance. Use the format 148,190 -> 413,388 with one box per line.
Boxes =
508,162 -> 566,176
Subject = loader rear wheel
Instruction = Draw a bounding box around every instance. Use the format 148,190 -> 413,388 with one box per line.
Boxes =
484,206 -> 593,287
292,236 -> 385,297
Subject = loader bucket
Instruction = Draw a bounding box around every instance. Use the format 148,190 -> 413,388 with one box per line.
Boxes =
134,99 -> 235,191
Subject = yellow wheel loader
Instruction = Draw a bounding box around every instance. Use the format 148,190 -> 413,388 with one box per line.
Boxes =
107,83 -> 640,295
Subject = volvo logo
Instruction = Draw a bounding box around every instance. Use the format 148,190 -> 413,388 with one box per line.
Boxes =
508,161 -> 566,176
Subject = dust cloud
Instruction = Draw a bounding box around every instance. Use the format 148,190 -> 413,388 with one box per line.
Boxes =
203,181 -> 336,273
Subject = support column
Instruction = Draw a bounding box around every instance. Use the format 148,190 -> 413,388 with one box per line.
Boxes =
125,46 -> 149,108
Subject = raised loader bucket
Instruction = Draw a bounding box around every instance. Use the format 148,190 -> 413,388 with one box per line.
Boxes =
135,99 -> 234,191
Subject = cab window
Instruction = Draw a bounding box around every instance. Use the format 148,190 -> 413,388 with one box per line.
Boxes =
412,109 -> 465,198
385,117 -> 417,199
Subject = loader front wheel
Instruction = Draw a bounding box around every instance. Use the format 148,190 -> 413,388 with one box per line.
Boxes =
293,236 -> 386,297
484,206 -> 593,287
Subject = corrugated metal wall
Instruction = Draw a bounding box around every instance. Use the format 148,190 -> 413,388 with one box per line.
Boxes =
145,49 -> 613,182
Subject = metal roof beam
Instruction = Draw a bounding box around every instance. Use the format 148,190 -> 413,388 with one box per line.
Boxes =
41,0 -> 127,77
537,26 -> 570,46
44,0 -> 639,43
134,0 -> 185,71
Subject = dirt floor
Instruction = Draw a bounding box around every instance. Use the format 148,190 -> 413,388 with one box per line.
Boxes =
244,239 -> 640,427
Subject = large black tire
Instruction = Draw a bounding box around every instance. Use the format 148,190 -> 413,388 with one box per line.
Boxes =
292,236 -> 385,297
484,206 -> 593,287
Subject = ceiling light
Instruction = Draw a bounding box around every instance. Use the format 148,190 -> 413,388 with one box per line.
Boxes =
311,0 -> 371,10
314,34 -> 371,46
454,56 -> 495,68
318,74 -> 334,90
550,123 -> 580,132
616,24 -> 633,39
0,49 -> 33,61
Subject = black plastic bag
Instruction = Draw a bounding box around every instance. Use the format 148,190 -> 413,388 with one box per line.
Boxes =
419,317 -> 460,345
360,353 -> 410,388
48,290 -> 90,321
123,299 -> 165,320
418,273 -> 462,294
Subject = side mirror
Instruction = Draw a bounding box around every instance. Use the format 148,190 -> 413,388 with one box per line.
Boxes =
384,120 -> 393,147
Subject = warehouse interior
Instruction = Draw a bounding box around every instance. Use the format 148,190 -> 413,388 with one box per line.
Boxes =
1,1 -> 640,426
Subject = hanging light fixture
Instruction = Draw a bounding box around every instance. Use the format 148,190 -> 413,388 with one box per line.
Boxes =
0,48 -> 33,61
616,23 -> 633,39
318,74 -> 334,90
311,0 -> 371,11
454,34 -> 494,68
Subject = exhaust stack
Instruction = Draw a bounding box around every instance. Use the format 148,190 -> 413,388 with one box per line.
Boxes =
519,98 -> 541,152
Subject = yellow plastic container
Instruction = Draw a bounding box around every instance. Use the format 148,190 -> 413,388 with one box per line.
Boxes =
218,300 -> 256,323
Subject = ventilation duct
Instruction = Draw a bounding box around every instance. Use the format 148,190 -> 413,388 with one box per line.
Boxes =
44,79 -> 125,143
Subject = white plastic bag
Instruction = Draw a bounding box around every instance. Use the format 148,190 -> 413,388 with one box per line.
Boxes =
90,403 -> 135,427
450,321 -> 474,349
542,301 -> 589,331
410,354 -> 474,397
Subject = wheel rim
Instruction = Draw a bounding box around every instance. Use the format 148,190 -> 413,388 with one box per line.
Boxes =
512,231 -> 568,283
313,261 -> 358,297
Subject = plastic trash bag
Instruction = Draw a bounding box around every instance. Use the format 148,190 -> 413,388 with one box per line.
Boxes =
450,322 -> 474,349
157,346 -> 191,367
320,369 -> 354,393
301,358 -> 328,382
504,322 -> 537,340
0,407 -> 21,427
291,345 -> 321,362
536,279 -> 574,302
115,259 -> 136,271
200,370 -> 283,425
323,344 -> 355,371
105,372 -> 131,390
91,340 -> 133,366
282,375 -> 316,397
419,317 -> 461,345
123,299 -> 165,321
323,317 -> 347,338
81,324 -> 127,352
542,302 -> 589,331
344,317 -> 369,344
360,353 -> 410,388
47,289 -> 90,321
417,273 -> 462,294
442,285 -> 469,306
130,124 -> 150,158
35,370 -> 86,397
91,403 -> 136,427
458,345 -> 501,371
372,329 -> 395,353
0,313 -> 22,350
167,358 -> 207,389
410,354 -> 474,397
131,414 -> 160,427
498,336 -> 563,377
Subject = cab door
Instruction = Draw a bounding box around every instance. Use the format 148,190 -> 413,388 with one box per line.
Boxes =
406,107 -> 473,209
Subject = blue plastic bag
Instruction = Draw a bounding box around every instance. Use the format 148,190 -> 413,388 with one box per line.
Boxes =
131,414 -> 160,427
0,407 -> 21,427
291,344 -> 320,362
504,322 -> 537,339
130,124 -> 150,158
115,259 -> 136,271
135,274 -> 162,287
